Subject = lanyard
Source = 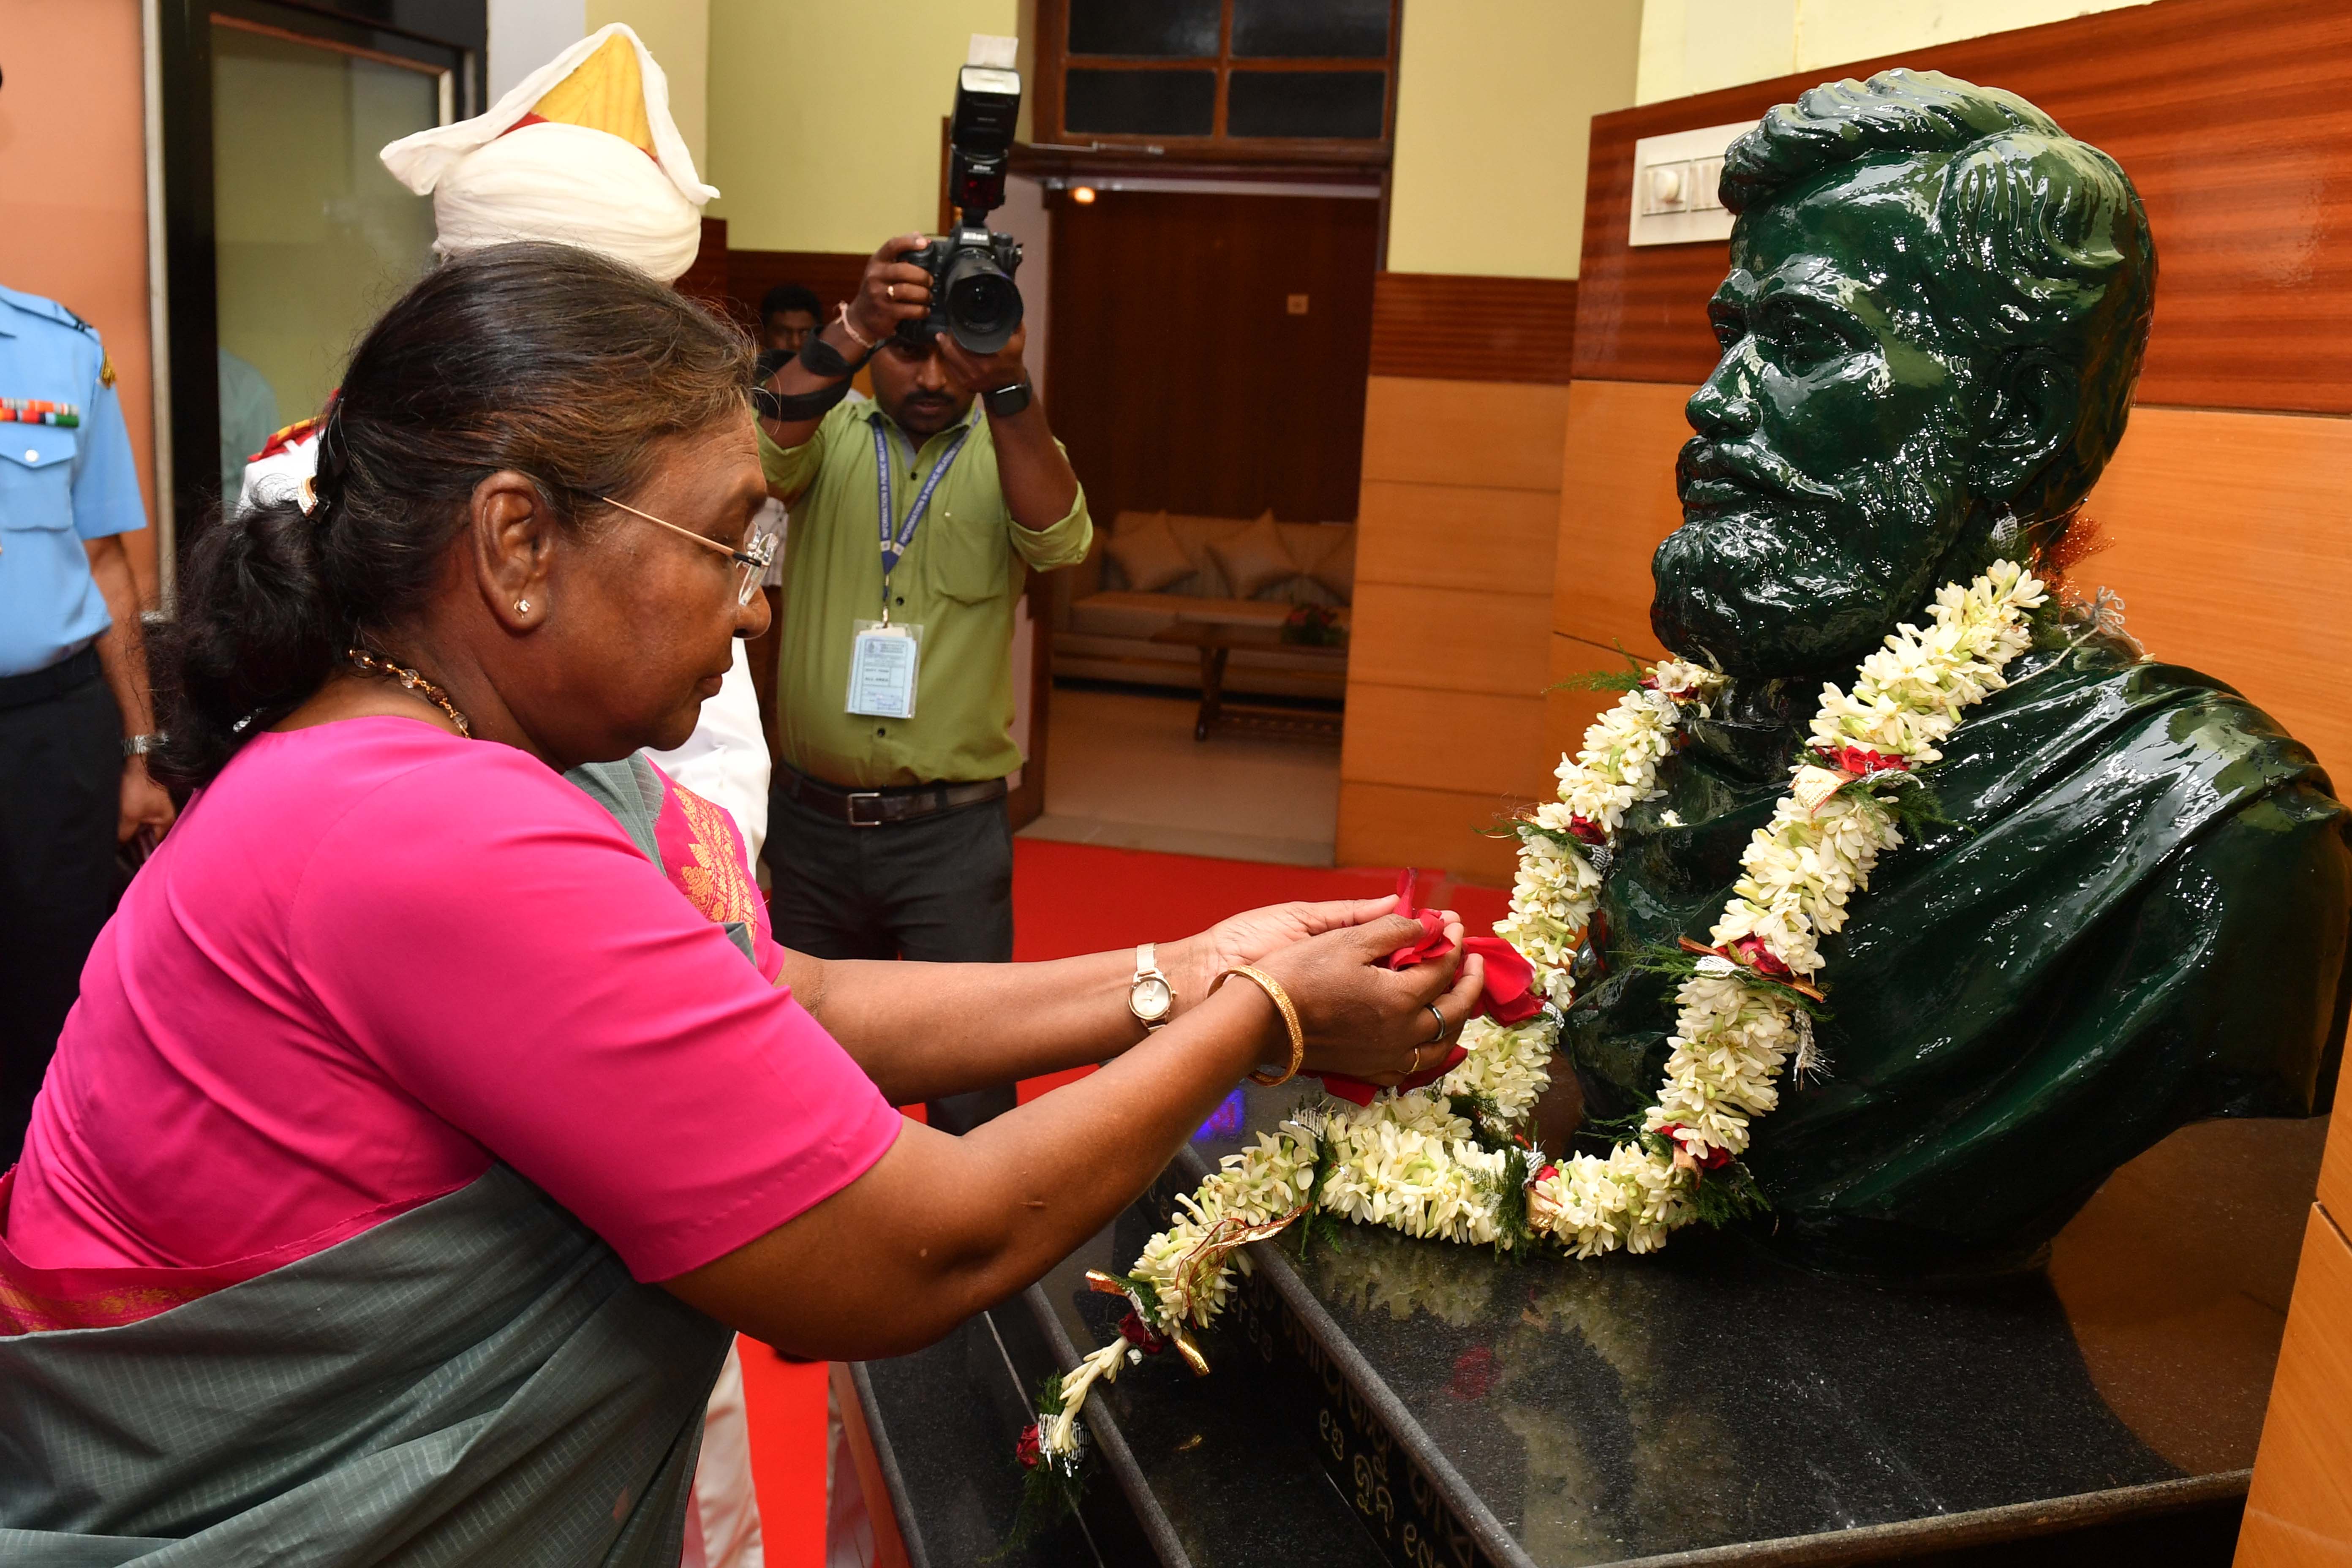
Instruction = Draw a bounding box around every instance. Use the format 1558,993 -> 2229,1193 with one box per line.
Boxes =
871,418 -> 971,618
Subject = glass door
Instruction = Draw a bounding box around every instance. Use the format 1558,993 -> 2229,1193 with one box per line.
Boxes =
209,19 -> 446,492
156,0 -> 483,552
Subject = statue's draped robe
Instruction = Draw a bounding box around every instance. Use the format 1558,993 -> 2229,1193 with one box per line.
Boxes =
1565,639 -> 2352,1275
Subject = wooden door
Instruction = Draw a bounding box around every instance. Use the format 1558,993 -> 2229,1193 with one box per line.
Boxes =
1045,188 -> 1380,527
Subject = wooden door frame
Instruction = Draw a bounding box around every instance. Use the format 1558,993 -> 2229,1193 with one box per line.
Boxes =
1006,570 -> 1054,831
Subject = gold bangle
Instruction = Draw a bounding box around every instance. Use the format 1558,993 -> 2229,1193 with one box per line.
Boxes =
1225,965 -> 1305,1087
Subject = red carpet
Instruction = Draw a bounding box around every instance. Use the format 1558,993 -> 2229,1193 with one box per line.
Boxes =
738,840 -> 1507,1561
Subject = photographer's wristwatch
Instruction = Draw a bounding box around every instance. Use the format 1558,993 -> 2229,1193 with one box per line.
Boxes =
982,378 -> 1032,418
1128,942 -> 1173,1031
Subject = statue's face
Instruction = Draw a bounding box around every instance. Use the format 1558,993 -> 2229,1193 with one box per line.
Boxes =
1653,158 -> 1993,679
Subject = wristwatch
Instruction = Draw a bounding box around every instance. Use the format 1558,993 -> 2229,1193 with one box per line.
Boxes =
982,378 -> 1032,418
1128,942 -> 1173,1030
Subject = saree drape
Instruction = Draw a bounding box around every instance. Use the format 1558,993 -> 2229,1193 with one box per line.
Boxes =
0,750 -> 759,1561
0,1164 -> 732,1565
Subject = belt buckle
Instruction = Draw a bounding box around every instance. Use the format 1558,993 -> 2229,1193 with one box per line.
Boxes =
846,791 -> 887,827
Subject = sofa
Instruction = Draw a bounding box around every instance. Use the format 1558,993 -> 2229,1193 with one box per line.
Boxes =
1050,510 -> 1354,701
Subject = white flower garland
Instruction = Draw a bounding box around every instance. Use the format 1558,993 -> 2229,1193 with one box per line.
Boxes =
1041,562 -> 2049,1459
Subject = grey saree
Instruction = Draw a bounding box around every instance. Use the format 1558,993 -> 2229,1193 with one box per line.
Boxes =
0,753 -> 758,1564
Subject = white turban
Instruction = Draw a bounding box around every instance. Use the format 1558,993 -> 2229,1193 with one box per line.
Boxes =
377,24 -> 719,283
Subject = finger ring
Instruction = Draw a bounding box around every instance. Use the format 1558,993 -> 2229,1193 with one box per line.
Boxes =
1425,1003 -> 1446,1045
886,283 -> 897,300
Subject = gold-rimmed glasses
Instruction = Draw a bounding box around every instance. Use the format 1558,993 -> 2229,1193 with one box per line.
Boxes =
599,495 -> 778,606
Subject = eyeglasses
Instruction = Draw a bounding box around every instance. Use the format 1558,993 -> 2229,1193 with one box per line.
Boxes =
599,495 -> 778,606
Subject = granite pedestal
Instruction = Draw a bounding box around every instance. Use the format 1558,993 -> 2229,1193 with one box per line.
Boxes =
852,1087 -> 2325,1567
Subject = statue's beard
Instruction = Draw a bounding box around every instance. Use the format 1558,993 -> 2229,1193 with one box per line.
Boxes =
1652,438 -> 1971,681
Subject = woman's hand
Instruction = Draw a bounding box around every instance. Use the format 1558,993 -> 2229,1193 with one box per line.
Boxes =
1163,894 -> 1413,1014
1241,915 -> 1486,1086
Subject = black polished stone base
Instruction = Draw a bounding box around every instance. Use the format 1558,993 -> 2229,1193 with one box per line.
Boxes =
854,1092 -> 2323,1567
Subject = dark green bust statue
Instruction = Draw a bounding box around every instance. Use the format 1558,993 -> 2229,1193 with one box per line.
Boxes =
1566,69 -> 2351,1276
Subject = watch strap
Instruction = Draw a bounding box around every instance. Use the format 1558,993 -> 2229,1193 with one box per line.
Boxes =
982,379 -> 1032,417
1130,942 -> 1171,1030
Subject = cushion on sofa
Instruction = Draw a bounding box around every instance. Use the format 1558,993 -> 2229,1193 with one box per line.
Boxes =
1102,511 -> 1195,593
1207,513 -> 1299,599
1293,527 -> 1355,603
1089,510 -> 1356,607
1067,592 -> 1310,640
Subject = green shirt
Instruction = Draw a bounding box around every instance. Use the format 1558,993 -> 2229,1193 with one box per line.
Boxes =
760,399 -> 1092,787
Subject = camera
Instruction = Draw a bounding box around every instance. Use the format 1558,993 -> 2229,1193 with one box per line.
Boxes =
898,62 -> 1025,354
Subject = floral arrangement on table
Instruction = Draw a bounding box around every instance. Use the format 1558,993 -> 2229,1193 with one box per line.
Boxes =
1015,559 -> 2056,1519
1280,602 -> 1347,648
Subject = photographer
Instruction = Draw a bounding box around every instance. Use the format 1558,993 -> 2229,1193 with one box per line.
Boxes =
756,233 -> 1088,1134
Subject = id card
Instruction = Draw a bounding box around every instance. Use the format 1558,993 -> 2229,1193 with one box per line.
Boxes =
846,619 -> 922,719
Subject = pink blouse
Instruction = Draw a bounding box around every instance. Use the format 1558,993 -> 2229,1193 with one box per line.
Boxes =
7,717 -> 900,1286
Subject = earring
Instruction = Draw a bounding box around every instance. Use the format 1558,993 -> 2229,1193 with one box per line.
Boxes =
514,599 -> 532,615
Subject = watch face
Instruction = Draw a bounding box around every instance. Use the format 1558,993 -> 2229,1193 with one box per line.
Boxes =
1132,976 -> 1172,1021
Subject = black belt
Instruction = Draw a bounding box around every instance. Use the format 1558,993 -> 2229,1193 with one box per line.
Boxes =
778,766 -> 1007,828
0,645 -> 101,711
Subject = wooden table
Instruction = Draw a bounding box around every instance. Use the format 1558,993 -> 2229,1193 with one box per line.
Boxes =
1147,619 -> 1348,741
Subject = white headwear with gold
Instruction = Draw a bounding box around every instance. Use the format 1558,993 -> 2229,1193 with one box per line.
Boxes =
378,24 -> 717,282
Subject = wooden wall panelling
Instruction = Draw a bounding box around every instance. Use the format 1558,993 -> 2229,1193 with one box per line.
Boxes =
1554,378 -> 1687,648
1572,0 -> 2352,416
675,217 -> 732,317
2080,407 -> 2352,779
1345,372 -> 1572,882
2320,1101 -> 2351,1234
1369,272 -> 1576,384
1356,480 -> 1562,593
1340,685 -> 1551,800
722,248 -> 872,336
1362,377 -> 1574,491
2233,1205 -> 2352,1566
1347,583 -> 1552,698
1337,781 -> 1522,886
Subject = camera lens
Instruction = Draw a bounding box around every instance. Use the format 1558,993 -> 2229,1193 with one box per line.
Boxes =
940,249 -> 1023,354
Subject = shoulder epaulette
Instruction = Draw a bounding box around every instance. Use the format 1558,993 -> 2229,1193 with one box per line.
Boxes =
0,288 -> 93,335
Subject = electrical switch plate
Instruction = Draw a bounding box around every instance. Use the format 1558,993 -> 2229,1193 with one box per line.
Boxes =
1628,120 -> 1756,247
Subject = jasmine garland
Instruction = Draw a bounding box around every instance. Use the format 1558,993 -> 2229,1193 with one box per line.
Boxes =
1038,561 -> 2050,1464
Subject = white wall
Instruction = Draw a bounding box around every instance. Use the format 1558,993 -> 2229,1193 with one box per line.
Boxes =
705,0 -> 1020,253
586,0 -> 710,169
1635,0 -> 2157,104
486,0 -> 709,171
1386,0 -> 1642,280
487,0 -> 585,103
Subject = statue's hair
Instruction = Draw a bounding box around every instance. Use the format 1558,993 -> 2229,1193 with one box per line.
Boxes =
1720,68 -> 2155,525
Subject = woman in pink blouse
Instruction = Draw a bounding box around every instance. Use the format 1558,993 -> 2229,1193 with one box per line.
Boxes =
0,245 -> 1478,1565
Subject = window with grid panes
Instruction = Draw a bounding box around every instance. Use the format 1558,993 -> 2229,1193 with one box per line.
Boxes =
1039,0 -> 1397,151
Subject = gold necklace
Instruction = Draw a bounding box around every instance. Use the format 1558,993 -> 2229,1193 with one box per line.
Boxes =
344,648 -> 473,736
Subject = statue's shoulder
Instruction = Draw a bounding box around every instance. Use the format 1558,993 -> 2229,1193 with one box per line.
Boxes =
1952,644 -> 2340,815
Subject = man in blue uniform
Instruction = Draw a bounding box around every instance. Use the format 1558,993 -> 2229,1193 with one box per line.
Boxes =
0,283 -> 175,1162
